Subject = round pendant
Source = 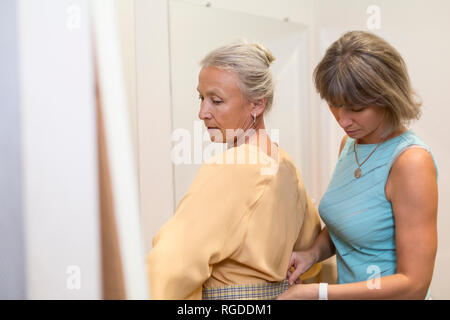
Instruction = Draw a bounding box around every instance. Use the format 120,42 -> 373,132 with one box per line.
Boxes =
354,167 -> 362,178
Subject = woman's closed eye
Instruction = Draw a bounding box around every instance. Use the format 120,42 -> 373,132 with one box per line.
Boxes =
346,106 -> 364,112
198,95 -> 222,105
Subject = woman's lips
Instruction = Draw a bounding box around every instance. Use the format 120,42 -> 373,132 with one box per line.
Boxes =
345,129 -> 359,135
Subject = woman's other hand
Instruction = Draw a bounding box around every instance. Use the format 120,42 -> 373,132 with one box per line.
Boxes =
286,250 -> 317,285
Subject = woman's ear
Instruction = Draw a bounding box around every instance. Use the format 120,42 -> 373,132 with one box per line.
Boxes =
251,98 -> 267,117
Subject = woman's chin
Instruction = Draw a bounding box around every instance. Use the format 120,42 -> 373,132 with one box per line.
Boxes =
208,135 -> 223,143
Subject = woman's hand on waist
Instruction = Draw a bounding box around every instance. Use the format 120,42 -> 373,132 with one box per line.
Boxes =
286,250 -> 318,285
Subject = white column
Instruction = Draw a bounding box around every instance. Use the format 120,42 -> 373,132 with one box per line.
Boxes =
18,0 -> 101,299
0,0 -> 26,300
91,0 -> 149,299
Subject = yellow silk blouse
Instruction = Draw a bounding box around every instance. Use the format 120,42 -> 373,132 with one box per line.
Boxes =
147,143 -> 321,299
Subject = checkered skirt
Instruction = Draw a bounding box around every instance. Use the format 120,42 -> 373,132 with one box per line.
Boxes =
202,280 -> 290,300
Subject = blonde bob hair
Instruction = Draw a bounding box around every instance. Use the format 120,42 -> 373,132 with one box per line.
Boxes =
314,31 -> 422,137
200,40 -> 276,113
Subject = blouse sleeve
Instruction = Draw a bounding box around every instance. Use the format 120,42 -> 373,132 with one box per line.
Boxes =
293,169 -> 322,281
146,161 -> 272,299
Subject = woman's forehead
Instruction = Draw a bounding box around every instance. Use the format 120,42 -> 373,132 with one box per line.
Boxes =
198,66 -> 241,95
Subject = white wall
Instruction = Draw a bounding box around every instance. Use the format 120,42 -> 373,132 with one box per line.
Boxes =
135,0 -> 175,252
115,0 -> 139,167
18,0 -> 101,299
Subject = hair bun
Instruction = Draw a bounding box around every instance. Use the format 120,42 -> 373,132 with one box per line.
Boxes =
250,43 -> 276,65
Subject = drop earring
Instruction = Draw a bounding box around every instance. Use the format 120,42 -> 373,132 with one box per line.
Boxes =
253,113 -> 256,124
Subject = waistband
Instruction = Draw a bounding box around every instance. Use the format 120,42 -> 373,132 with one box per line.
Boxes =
202,280 -> 290,300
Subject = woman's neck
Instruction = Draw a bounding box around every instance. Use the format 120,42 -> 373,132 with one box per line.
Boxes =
357,126 -> 407,144
229,122 -> 276,157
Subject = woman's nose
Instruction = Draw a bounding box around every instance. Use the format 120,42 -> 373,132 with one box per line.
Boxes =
198,101 -> 210,120
338,108 -> 353,128
198,102 -> 205,120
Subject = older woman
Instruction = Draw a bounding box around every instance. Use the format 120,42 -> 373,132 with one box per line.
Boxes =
146,41 -> 322,299
279,31 -> 438,300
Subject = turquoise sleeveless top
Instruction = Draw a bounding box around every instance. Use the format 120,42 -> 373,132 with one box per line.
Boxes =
319,130 -> 438,287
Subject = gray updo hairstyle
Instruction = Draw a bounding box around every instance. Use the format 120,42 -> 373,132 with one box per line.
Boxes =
200,40 -> 276,113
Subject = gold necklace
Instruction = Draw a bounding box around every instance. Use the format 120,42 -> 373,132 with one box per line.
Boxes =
353,141 -> 381,178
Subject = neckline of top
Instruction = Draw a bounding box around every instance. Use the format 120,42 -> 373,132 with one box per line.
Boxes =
350,130 -> 412,148
236,142 -> 282,162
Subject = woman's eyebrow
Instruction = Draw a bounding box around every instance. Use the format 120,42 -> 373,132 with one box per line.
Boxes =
197,88 -> 223,96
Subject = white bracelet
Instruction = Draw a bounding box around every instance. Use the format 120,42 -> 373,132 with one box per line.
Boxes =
318,283 -> 328,300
